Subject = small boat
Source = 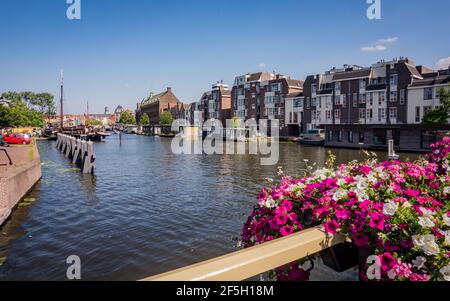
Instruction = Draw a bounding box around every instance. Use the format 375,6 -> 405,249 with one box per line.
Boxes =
300,129 -> 325,146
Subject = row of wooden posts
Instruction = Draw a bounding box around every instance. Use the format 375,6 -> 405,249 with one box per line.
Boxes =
56,133 -> 96,174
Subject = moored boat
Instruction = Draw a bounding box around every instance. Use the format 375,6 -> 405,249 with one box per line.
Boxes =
299,129 -> 325,146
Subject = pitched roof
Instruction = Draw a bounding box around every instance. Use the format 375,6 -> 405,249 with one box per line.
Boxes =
405,63 -> 423,79
285,92 -> 304,99
247,72 -> 264,82
332,68 -> 371,81
287,79 -> 304,87
410,75 -> 450,87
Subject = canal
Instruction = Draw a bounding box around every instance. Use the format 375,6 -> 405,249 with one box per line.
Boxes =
0,135 -> 419,280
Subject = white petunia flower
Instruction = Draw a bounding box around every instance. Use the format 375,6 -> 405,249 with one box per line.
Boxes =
420,207 -> 436,217
332,188 -> 347,202
422,240 -> 440,256
413,234 -> 435,247
403,201 -> 412,208
444,187 -> 450,195
383,200 -> 399,216
440,265 -> 450,281
418,217 -> 435,228
443,214 -> 450,227
412,256 -> 427,269
264,197 -> 276,209
444,231 -> 450,246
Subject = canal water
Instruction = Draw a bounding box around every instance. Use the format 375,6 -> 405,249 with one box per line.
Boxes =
0,135 -> 419,280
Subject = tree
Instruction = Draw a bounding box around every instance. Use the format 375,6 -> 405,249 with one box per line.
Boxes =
422,87 -> 450,125
119,111 -> 136,125
139,113 -> 150,125
86,119 -> 103,126
1,91 -> 56,117
159,111 -> 173,126
232,116 -> 241,129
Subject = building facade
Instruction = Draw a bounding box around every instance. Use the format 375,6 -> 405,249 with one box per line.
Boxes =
299,58 -> 449,151
137,87 -> 187,125
408,67 -> 450,124
231,72 -> 303,135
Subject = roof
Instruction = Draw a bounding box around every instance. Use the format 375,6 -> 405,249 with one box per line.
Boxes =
141,91 -> 167,106
332,68 -> 371,81
410,75 -> 450,88
405,63 -> 423,79
287,79 -> 304,87
247,72 -> 264,82
285,92 -> 304,99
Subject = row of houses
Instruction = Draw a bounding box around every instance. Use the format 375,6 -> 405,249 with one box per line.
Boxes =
135,57 -> 450,151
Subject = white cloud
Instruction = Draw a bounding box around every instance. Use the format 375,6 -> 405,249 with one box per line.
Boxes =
258,63 -> 266,69
378,37 -> 399,44
361,45 -> 387,52
436,57 -> 450,70
361,37 -> 398,53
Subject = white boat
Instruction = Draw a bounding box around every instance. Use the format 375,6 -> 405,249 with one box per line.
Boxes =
300,129 -> 325,146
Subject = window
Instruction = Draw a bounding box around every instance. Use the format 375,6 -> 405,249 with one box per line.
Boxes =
317,97 -> 322,108
271,83 -> 280,92
342,94 -> 347,108
334,95 -> 340,105
326,110 -> 332,120
338,130 -> 343,142
390,91 -> 397,102
334,109 -> 341,120
359,132 -> 365,143
348,131 -> 354,143
359,108 -> 366,119
312,84 -> 317,94
311,97 -> 317,107
390,74 -> 398,86
367,109 -> 373,120
380,91 -> 386,102
289,112 -> 293,123
368,93 -> 373,106
328,130 -> 333,142
436,88 -> 441,100
360,93 -> 367,104
378,108 -> 386,121
359,79 -> 366,90
354,95 -> 359,107
424,106 -> 432,114
293,112 -> 298,123
306,97 -> 310,109
415,106 -> 421,123
312,110 -> 316,120
424,88 -> 433,100
335,82 -> 341,93
400,89 -> 406,104
389,107 -> 397,119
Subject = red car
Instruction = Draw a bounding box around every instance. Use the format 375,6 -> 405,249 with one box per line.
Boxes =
3,133 -> 31,145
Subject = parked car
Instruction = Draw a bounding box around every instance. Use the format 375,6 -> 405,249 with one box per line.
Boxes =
2,133 -> 31,145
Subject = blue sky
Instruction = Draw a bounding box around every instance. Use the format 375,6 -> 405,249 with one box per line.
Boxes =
1,0 -> 449,114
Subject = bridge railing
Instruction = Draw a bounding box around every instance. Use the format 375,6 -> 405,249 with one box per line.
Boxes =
142,225 -> 344,281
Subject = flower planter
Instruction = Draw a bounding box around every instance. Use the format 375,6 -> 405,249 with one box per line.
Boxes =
320,242 -> 359,273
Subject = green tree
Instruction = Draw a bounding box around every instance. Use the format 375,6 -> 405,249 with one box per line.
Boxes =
159,111 -> 173,125
139,113 -> 150,125
422,87 -> 450,125
86,119 -> 103,126
119,111 -> 136,125
232,116 -> 241,129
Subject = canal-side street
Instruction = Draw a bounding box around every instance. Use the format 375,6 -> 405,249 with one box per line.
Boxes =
0,135 -> 419,280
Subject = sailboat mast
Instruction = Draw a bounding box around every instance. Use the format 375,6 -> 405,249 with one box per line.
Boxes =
60,69 -> 64,129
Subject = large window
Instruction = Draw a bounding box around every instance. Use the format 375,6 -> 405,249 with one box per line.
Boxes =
400,89 -> 406,104
415,106 -> 421,123
334,109 -> 341,120
359,108 -> 366,119
389,107 -> 397,119
271,83 -> 281,92
348,131 -> 354,143
424,88 -> 433,100
359,79 -> 366,90
390,91 -> 397,102
378,108 -> 386,121
390,74 -> 398,86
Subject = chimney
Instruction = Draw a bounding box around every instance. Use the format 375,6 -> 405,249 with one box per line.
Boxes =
167,87 -> 172,93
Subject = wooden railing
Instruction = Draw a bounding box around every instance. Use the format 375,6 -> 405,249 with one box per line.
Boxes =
142,225 -> 343,281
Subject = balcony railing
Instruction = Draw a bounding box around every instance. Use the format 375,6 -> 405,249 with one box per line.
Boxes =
142,225 -> 343,281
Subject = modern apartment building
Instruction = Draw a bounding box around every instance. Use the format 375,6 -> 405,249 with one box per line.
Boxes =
231,72 -> 303,135
408,67 -> 450,124
198,82 -> 232,126
305,58 -> 450,151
